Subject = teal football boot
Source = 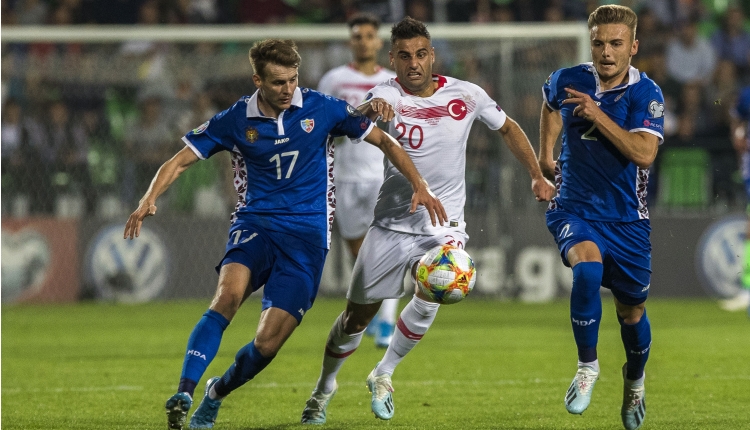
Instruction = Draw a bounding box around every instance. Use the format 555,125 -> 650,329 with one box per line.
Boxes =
564,365 -> 599,414
189,377 -> 223,429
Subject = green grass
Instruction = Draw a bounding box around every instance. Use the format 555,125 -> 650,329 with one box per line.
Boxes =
2,298 -> 750,429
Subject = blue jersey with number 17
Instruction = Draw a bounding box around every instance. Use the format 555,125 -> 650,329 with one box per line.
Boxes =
182,87 -> 374,249
543,63 -> 665,222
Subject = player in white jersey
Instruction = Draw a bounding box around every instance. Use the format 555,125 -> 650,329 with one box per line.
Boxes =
301,17 -> 556,425
317,13 -> 399,349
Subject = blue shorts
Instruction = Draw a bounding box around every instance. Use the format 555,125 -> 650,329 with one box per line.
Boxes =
546,209 -> 652,305
216,220 -> 328,323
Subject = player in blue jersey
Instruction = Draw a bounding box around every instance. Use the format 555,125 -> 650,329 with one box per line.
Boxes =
728,86 -> 750,313
123,39 -> 446,430
538,5 -> 663,430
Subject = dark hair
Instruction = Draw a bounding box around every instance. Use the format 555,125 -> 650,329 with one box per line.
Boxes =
390,16 -> 430,46
248,39 -> 301,78
347,12 -> 380,30
588,5 -> 637,41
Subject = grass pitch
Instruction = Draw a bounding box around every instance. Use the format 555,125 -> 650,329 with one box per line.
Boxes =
2,298 -> 749,429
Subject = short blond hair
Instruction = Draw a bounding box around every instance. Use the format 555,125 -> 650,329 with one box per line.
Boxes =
588,5 -> 637,41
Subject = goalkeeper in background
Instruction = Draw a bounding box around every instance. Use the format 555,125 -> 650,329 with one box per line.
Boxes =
727,85 -> 750,314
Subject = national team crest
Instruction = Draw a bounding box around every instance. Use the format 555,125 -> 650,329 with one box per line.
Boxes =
301,119 -> 315,133
447,99 -> 468,120
245,127 -> 258,143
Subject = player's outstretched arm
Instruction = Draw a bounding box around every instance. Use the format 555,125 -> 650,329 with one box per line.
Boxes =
562,88 -> 658,168
498,116 -> 556,202
357,98 -> 395,122
539,103 -> 563,182
363,127 -> 448,226
123,146 -> 199,239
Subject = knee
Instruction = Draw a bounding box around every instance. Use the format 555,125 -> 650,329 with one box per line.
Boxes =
209,289 -> 243,321
341,311 -> 369,334
341,307 -> 378,334
617,308 -> 644,325
252,337 -> 281,358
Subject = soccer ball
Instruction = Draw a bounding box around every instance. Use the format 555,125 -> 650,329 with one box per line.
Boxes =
416,245 -> 476,304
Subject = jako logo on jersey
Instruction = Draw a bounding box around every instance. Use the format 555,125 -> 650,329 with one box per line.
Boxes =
301,119 -> 315,133
572,317 -> 596,326
192,121 -> 209,134
187,350 -> 207,360
648,100 -> 664,118
246,127 -> 258,143
275,137 -> 289,145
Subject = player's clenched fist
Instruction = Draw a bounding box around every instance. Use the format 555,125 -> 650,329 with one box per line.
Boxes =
368,97 -> 395,122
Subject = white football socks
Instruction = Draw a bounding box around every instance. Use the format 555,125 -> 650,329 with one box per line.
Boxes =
315,312 -> 365,394
578,359 -> 600,372
375,295 -> 439,377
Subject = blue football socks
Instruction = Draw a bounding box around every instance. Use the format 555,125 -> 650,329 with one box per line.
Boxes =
570,262 -> 604,363
213,340 -> 275,397
618,309 -> 651,381
179,310 -> 230,396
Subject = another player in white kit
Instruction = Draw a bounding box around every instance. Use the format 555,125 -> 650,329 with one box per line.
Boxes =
300,17 -> 556,425
317,13 -> 399,349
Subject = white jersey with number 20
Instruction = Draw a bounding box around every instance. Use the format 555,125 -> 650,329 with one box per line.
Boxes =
367,75 -> 507,236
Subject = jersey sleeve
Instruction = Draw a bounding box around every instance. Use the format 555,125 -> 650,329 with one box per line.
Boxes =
325,95 -> 375,143
182,102 -> 238,159
627,80 -> 665,143
542,69 -> 563,111
361,82 -> 399,109
732,87 -> 750,121
474,85 -> 507,130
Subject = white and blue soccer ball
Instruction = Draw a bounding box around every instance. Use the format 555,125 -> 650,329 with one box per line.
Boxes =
416,245 -> 476,304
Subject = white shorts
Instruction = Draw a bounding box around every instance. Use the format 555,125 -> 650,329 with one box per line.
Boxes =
335,180 -> 381,240
347,225 -> 469,304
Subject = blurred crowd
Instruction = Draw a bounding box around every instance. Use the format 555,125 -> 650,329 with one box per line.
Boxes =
2,0 -> 750,218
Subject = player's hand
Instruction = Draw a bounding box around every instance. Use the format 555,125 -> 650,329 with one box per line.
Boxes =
532,176 -> 556,202
123,202 -> 157,239
370,98 -> 395,122
562,88 -> 603,123
410,182 -> 448,227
